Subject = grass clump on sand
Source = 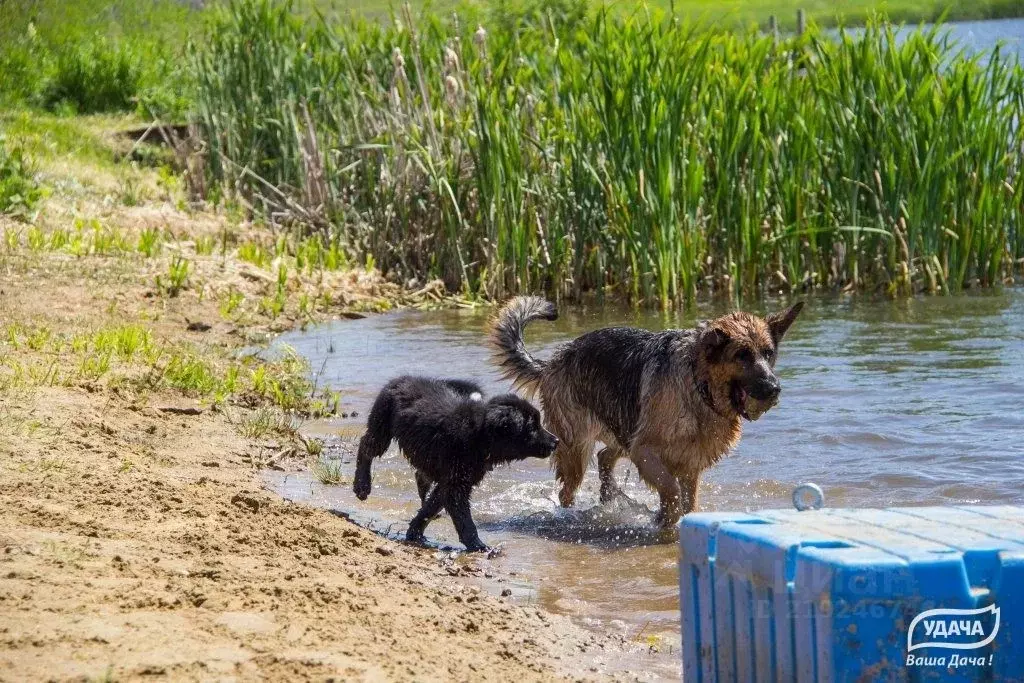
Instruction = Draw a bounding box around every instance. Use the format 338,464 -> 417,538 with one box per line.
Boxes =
0,321 -> 338,419
0,137 -> 44,220
189,0 -> 1024,308
309,450 -> 346,485
234,406 -> 301,439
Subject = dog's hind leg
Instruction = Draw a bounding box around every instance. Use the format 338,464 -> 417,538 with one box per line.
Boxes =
353,388 -> 395,501
553,439 -> 591,508
444,489 -> 487,552
543,404 -> 593,508
415,471 -> 443,520
415,471 -> 433,504
406,485 -> 446,544
597,446 -> 627,503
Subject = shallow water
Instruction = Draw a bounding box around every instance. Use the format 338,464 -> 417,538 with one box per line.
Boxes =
266,288 -> 1024,678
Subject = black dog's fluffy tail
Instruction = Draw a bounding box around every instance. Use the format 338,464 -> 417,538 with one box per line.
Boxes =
353,388 -> 395,501
488,296 -> 558,396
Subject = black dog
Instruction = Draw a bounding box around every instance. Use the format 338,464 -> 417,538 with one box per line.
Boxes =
353,376 -> 558,551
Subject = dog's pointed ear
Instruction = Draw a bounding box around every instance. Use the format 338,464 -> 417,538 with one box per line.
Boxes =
697,323 -> 731,362
766,302 -> 805,343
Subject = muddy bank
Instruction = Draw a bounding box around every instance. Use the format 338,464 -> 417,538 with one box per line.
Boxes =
0,128 -> 646,681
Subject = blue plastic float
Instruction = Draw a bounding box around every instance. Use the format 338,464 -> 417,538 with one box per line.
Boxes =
679,489 -> 1024,682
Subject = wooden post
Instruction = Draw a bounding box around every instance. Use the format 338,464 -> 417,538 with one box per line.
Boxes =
796,8 -> 806,35
768,15 -> 778,39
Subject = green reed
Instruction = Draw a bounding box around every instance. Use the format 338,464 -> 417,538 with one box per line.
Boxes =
190,0 -> 1024,307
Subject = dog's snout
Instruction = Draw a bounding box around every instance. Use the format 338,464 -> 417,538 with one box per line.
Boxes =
538,430 -> 559,450
750,376 -> 781,401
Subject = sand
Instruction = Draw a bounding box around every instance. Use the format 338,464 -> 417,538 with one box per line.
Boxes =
0,191 -> 639,681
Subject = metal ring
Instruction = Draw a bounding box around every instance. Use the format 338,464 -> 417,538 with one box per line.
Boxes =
792,483 -> 824,511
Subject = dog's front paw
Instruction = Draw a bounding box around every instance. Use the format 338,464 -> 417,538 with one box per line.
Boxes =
463,540 -> 489,553
652,508 -> 681,531
654,524 -> 680,544
405,528 -> 426,544
352,476 -> 371,501
599,482 -> 626,504
557,485 -> 576,508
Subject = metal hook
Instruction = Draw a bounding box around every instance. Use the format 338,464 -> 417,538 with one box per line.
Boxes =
792,482 -> 824,511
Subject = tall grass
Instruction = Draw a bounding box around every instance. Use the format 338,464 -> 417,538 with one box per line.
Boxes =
191,0 -> 1024,306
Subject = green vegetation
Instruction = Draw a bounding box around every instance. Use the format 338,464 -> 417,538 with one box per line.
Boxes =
637,0 -> 1024,29
189,1 -> 1024,306
0,320 -> 338,416
3,0 -> 1024,307
41,39 -> 144,114
0,216 -> 400,330
309,451 -> 346,485
156,256 -> 192,297
271,0 -> 1024,30
233,406 -> 302,440
0,137 -> 43,219
4,0 -> 1024,114
0,0 -> 195,115
0,111 -> 129,173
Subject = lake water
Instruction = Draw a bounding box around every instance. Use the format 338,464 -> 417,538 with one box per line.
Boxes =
840,16 -> 1024,67
267,287 -> 1024,679
876,17 -> 1024,56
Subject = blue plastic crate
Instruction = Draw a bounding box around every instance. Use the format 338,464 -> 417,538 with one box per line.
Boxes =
679,505 -> 1024,682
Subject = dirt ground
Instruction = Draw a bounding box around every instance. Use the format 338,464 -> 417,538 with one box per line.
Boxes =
0,123 -> 638,682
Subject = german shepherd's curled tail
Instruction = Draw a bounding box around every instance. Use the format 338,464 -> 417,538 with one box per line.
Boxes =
488,296 -> 558,395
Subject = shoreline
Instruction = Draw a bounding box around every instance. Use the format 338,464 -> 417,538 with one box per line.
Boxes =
0,119 -> 646,681
261,425 -> 683,680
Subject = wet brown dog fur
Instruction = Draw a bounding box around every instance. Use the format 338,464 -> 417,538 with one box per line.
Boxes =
489,297 -> 804,529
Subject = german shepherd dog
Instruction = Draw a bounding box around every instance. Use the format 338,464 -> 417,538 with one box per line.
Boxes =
489,298 -> 804,529
353,376 -> 559,551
